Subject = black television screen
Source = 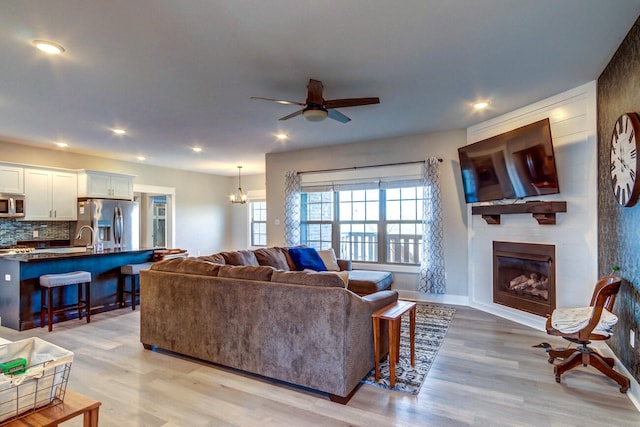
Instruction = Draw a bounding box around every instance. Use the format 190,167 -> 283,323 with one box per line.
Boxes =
458,118 -> 560,203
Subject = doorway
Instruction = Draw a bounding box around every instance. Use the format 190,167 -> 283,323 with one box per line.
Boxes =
134,184 -> 176,249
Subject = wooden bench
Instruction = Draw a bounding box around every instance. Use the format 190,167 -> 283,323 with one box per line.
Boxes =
3,389 -> 101,427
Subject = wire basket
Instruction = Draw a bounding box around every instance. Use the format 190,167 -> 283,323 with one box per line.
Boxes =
0,337 -> 73,424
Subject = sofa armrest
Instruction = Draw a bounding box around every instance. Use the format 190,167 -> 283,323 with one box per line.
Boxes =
361,290 -> 398,310
338,259 -> 352,271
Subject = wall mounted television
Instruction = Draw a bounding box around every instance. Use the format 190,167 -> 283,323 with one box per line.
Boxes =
458,118 -> 560,203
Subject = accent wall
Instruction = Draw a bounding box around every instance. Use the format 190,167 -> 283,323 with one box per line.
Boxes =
597,15 -> 640,385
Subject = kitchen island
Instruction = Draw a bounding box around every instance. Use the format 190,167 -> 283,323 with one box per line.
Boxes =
0,248 -> 155,330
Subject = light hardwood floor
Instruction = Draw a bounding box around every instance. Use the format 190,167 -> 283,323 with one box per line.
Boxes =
0,305 -> 638,426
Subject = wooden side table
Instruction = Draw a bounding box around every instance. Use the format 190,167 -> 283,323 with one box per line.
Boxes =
372,300 -> 416,387
3,389 -> 101,427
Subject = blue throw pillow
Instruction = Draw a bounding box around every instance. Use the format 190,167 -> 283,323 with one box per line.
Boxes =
288,247 -> 327,271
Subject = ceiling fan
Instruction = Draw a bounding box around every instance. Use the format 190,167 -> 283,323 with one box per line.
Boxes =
251,79 -> 380,123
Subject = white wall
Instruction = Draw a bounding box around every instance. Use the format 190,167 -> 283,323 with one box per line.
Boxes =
265,129 -> 469,303
0,140 -> 230,256
466,81 -> 598,330
226,173 -> 267,251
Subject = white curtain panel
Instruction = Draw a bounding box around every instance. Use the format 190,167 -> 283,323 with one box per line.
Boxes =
419,158 -> 446,294
284,170 -> 301,247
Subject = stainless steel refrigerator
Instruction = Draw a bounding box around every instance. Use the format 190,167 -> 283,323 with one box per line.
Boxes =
74,199 -> 140,250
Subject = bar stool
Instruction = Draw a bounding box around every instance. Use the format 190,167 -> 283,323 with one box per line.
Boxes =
40,271 -> 91,332
119,262 -> 154,310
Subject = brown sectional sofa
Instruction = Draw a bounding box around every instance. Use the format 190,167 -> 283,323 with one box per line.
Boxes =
202,246 -> 394,295
140,255 -> 399,402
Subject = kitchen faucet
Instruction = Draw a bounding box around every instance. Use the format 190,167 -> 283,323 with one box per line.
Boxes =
76,225 -> 97,249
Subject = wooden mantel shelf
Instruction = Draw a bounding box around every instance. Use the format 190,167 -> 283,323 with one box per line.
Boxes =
471,201 -> 567,225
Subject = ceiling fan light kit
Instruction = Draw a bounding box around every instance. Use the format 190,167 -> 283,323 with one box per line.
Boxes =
251,79 -> 379,123
302,109 -> 329,122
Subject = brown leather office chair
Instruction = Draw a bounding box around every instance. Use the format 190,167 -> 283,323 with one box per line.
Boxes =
542,276 -> 630,393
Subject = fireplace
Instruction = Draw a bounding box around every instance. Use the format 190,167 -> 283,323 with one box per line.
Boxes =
493,241 -> 556,317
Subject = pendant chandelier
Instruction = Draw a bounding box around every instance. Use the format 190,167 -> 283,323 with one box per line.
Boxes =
230,166 -> 247,204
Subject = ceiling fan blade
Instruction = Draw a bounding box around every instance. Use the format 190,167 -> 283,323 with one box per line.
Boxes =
250,97 -> 305,106
279,109 -> 304,121
327,109 -> 351,123
306,79 -> 324,105
324,97 -> 380,109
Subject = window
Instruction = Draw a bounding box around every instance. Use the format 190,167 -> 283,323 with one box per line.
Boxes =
338,189 -> 379,262
300,185 -> 426,265
300,191 -> 333,250
250,201 -> 267,247
385,187 -> 424,264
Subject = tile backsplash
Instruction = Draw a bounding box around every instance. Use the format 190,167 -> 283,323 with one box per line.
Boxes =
0,220 -> 74,246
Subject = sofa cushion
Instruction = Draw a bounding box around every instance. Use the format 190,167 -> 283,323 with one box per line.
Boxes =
220,250 -> 259,266
347,270 -> 393,295
317,248 -> 340,271
253,247 -> 290,270
271,270 -> 345,288
277,246 -> 303,271
198,254 -> 226,264
305,269 -> 350,286
288,247 -> 327,271
150,258 -> 221,276
218,265 -> 275,281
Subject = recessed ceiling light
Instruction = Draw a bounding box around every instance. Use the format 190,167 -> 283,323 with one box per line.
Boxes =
192,147 -> 203,153
111,128 -> 127,135
275,133 -> 288,140
55,141 -> 68,148
32,40 -> 65,55
136,156 -> 146,161
473,101 -> 490,110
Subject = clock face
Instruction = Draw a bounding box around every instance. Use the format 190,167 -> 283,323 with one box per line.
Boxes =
610,113 -> 640,207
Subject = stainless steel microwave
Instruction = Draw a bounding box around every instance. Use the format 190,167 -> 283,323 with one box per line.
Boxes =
0,195 -> 25,218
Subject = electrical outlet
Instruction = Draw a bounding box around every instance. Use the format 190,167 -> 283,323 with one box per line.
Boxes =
4,274 -> 10,281
32,230 -> 38,238
631,329 -> 636,348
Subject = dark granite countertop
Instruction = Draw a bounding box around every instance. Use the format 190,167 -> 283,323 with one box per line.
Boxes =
0,247 -> 157,262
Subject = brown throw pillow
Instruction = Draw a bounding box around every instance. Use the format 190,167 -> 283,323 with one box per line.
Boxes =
253,247 -> 290,270
220,250 -> 259,266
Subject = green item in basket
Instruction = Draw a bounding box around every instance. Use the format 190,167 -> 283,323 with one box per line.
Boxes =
0,357 -> 27,375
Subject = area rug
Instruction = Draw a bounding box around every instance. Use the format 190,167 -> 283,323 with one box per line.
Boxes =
362,302 -> 456,394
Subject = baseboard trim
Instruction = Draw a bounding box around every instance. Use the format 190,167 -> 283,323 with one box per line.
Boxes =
469,300 -> 547,331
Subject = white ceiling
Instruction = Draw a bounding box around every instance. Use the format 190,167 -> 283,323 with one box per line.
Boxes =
1,1 -> 640,176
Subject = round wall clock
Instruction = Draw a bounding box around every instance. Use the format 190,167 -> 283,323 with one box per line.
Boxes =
610,112 -> 640,207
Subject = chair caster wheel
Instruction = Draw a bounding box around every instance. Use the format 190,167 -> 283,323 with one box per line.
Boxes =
547,357 -> 555,364
620,386 -> 628,393
555,375 -> 561,384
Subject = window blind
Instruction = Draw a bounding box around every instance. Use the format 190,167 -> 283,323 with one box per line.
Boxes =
300,163 -> 423,192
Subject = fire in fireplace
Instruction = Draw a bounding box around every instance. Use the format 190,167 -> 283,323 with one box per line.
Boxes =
493,241 -> 556,317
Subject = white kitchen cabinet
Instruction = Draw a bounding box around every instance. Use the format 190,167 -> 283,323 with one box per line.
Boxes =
24,168 -> 78,220
0,164 -> 24,194
77,170 -> 134,200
